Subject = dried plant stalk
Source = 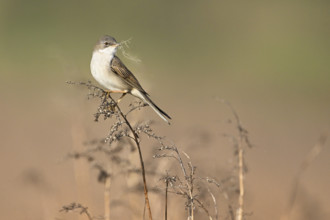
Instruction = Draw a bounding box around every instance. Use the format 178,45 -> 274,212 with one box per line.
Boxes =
165,178 -> 169,220
67,81 -> 153,220
218,99 -> 253,220
60,203 -> 93,220
104,175 -> 111,220
281,134 -> 328,220
108,93 -> 153,220
236,147 -> 244,220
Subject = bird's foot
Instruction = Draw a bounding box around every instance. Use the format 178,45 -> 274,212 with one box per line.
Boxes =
116,93 -> 127,104
102,90 -> 111,99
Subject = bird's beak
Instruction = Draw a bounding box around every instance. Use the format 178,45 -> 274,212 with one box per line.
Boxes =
114,43 -> 120,48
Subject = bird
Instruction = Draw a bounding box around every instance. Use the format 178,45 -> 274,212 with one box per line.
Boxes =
90,35 -> 171,124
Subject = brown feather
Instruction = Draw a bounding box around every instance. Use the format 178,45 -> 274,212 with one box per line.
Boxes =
110,56 -> 147,93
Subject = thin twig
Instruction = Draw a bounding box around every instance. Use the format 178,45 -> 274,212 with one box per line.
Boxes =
208,189 -> 218,220
195,198 -> 213,220
202,176 -> 234,220
165,177 -> 169,220
118,37 -> 142,63
104,174 -> 111,220
67,81 -> 153,220
108,95 -> 153,220
236,145 -> 244,220
282,134 -> 328,220
60,202 -> 93,220
218,99 -> 252,220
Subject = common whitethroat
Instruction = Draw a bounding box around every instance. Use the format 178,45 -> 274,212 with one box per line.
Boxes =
90,35 -> 171,124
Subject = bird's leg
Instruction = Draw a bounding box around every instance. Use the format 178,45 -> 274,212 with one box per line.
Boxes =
116,93 -> 127,104
102,90 -> 111,99
106,91 -> 111,98
103,90 -> 127,112
102,90 -> 116,112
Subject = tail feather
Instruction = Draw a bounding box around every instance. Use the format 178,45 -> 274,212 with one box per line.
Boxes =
131,89 -> 171,124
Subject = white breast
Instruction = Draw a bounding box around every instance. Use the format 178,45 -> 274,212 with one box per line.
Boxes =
90,47 -> 127,92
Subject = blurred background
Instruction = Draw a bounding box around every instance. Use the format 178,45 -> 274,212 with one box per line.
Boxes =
0,0 -> 329,219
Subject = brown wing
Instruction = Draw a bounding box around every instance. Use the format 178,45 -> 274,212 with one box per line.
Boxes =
110,56 -> 146,93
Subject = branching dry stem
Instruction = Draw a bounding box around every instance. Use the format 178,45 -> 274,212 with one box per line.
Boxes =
67,81 -> 153,220
281,134 -> 328,220
108,95 -> 153,220
218,99 -> 253,220
60,202 -> 93,220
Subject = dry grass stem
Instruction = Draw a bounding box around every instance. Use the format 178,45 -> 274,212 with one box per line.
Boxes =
118,37 -> 142,63
236,147 -> 244,220
154,139 -> 219,220
162,175 -> 176,220
208,189 -> 218,220
60,202 -> 93,220
67,81 -> 153,220
108,95 -> 153,220
64,83 -> 259,220
218,99 -> 253,220
104,174 -> 111,220
282,134 -> 328,220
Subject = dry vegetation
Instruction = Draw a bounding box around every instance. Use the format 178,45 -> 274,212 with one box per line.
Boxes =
62,81 -> 328,220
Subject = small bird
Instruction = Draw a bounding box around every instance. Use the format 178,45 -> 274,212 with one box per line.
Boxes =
90,35 -> 171,124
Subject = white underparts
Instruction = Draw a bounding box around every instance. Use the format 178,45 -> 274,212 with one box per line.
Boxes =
90,47 -> 128,91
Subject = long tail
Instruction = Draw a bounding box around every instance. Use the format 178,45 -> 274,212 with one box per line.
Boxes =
131,89 -> 171,124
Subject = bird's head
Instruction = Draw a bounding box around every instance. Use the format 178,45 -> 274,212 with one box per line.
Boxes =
94,35 -> 120,55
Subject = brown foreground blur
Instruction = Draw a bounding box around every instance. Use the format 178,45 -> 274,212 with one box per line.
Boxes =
0,1 -> 329,219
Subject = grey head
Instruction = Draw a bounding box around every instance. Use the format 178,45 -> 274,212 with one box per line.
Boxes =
94,35 -> 119,51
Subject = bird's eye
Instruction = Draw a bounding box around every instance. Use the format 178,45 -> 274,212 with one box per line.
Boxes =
104,42 -> 110,46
